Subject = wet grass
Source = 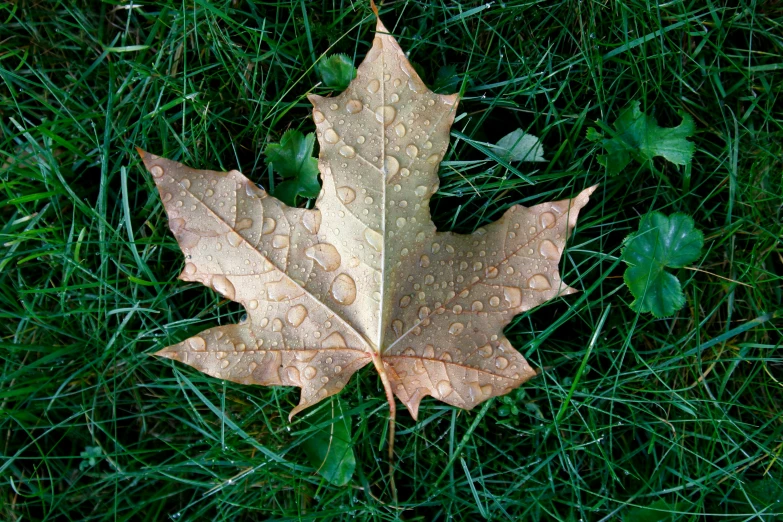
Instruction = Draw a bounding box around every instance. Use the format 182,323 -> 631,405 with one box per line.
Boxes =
1,0 -> 782,520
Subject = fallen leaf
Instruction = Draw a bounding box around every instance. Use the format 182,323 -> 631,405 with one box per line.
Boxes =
622,212 -> 703,318
587,101 -> 695,175
138,15 -> 595,422
494,128 -> 545,162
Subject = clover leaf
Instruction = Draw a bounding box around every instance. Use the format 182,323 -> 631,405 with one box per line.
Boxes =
588,102 -> 695,176
622,212 -> 704,317
264,129 -> 321,206
315,54 -> 357,91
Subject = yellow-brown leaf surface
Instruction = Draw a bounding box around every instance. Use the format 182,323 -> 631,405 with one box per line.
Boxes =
139,16 -> 595,421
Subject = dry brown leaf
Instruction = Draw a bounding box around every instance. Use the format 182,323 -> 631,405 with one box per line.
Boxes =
138,16 -> 595,423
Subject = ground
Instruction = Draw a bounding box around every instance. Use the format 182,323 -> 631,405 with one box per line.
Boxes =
1,1 -> 781,520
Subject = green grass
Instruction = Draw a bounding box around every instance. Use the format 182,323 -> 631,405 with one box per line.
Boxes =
2,0 -> 782,520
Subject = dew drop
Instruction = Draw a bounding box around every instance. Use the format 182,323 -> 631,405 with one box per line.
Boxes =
286,304 -> 308,327
540,212 -> 556,229
539,239 -> 560,260
329,103 -> 339,111
414,185 -> 428,196
423,345 -> 435,358
356,135 -> 366,144
423,141 -> 433,149
364,227 -> 383,252
305,243 -> 341,271
418,306 -> 431,320
486,266 -> 499,278
396,217 -> 407,228
188,336 -> 206,351
285,366 -> 301,384
384,156 -> 400,178
211,275 -> 235,299
495,356 -> 509,370
339,145 -> 356,158
272,235 -> 289,249
478,344 -> 493,358
220,359 -> 230,369
392,319 -> 404,337
367,79 -> 380,93
375,105 -> 396,125
426,154 -> 439,164
321,332 -> 347,349
337,186 -> 356,204
405,144 -> 418,158
303,366 -> 317,379
403,347 -> 416,356
503,287 -> 522,307
394,123 -> 407,137
267,279 -> 302,302
235,218 -> 253,231
489,296 -> 500,307
150,165 -> 164,178
302,211 -> 321,234
184,262 -> 197,275
528,274 -> 552,291
313,110 -> 325,123
245,181 -> 266,198
437,380 -> 453,397
248,299 -> 258,310
262,217 -> 276,234
346,99 -> 362,113
471,300 -> 484,312
330,274 -> 357,305
448,322 -> 464,336
227,231 -> 242,247
324,128 -> 340,143
272,318 -> 283,332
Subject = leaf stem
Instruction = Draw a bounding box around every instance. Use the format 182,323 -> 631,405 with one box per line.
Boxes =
370,351 -> 398,503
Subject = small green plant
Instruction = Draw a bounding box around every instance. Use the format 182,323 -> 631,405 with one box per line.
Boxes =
263,129 -> 321,206
587,101 -> 695,176
79,446 -> 103,471
315,54 -> 357,90
622,212 -> 704,318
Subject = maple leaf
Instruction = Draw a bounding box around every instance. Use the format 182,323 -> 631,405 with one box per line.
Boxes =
138,16 -> 595,423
